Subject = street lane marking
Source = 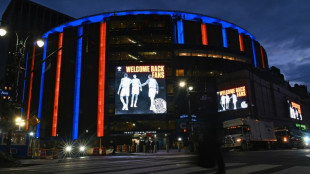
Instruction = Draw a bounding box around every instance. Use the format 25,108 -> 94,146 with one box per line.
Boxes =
272,166 -> 310,174
226,164 -> 280,174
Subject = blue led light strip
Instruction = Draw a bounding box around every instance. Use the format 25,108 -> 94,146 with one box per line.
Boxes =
177,20 -> 184,44
252,40 -> 257,67
42,10 -> 256,41
72,26 -> 83,140
36,39 -> 48,138
222,28 -> 228,48
20,52 -> 29,117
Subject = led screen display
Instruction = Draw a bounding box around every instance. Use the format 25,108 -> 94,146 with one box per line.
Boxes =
288,100 -> 302,120
115,65 -> 167,115
217,86 -> 248,112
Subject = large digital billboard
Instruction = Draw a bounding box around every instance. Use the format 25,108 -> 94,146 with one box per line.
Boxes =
115,65 -> 167,115
217,86 -> 248,112
288,100 -> 302,120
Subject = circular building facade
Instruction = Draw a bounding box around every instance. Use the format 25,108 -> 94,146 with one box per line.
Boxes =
30,10 -> 268,143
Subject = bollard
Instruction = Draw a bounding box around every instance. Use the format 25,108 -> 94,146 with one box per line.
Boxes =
136,145 -> 139,153
166,144 -> 169,152
52,148 -> 59,159
143,145 -> 146,153
101,146 -> 106,155
131,145 -> 135,153
123,144 -> 127,152
93,147 -> 99,156
40,149 -> 47,159
27,147 -> 32,158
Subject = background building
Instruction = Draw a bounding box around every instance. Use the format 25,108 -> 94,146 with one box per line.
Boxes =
2,6 -> 309,149
30,10 -> 276,145
0,0 -> 74,148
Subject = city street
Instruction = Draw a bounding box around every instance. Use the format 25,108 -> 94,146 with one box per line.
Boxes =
0,149 -> 310,174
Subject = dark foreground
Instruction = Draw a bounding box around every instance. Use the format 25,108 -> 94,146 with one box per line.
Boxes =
0,149 -> 310,174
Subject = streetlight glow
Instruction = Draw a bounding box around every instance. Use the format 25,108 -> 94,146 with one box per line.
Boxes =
179,81 -> 186,87
0,28 -> 7,37
36,39 -> 45,47
16,117 -> 21,123
15,117 -> 25,127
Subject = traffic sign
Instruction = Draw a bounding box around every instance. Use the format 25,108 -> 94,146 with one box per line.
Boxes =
0,89 -> 10,96
29,115 -> 40,126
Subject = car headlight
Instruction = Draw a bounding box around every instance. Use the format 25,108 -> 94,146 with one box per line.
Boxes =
303,136 -> 309,142
65,146 -> 72,152
236,138 -> 242,143
79,146 -> 86,152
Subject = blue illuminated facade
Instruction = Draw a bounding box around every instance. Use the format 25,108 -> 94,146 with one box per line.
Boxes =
36,10 -> 269,140
37,38 -> 48,138
72,26 -> 83,140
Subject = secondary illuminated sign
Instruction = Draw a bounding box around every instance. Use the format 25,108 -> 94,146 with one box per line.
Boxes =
288,100 -> 302,120
115,65 -> 167,115
217,86 -> 248,112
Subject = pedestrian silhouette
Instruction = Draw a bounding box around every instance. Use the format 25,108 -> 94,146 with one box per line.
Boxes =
197,117 -> 225,174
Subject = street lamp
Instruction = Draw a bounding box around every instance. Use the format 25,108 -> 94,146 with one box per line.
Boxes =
179,81 -> 194,152
0,28 -> 7,37
15,117 -> 25,127
0,24 -> 44,156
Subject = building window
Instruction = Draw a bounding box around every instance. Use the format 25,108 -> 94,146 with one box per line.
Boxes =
176,69 -> 184,77
179,52 -> 191,56
167,84 -> 174,94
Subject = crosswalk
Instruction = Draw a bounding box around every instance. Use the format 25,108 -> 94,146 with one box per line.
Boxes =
0,155 -> 309,174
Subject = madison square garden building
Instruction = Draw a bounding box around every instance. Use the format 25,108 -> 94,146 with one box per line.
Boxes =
25,10 -> 308,146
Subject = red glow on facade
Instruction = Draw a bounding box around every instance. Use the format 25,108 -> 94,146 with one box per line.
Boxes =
52,33 -> 63,136
201,23 -> 208,45
239,34 -> 244,52
98,22 -> 106,137
260,46 -> 265,68
26,45 -> 36,130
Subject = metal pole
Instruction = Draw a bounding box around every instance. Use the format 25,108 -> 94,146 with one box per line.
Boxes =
187,86 -> 194,152
5,33 -> 28,156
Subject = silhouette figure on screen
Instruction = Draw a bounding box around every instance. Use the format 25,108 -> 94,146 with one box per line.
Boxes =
231,93 -> 237,110
225,95 -> 230,109
220,95 -> 226,111
130,74 -> 142,108
117,73 -> 131,110
141,74 -> 158,111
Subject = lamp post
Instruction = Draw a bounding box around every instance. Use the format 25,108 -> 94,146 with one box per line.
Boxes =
179,81 -> 194,152
0,25 -> 44,156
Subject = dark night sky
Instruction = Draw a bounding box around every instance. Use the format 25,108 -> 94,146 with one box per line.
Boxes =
1,0 -> 310,89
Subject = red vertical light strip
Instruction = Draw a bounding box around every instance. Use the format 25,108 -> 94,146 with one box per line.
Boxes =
26,45 -> 36,130
52,33 -> 63,136
201,23 -> 208,45
98,22 -> 106,137
239,34 -> 244,52
260,46 -> 265,68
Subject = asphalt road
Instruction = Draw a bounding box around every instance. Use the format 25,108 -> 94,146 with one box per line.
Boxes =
0,149 -> 309,174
